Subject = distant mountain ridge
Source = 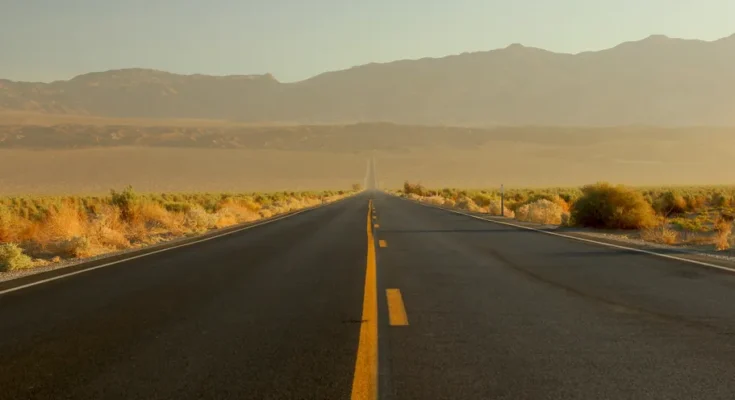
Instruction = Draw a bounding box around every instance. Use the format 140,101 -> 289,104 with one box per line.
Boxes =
2,33 -> 735,126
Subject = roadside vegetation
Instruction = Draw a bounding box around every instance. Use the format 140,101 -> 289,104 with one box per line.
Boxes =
399,182 -> 735,252
0,186 -> 354,272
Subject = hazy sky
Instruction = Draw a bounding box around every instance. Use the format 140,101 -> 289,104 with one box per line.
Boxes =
2,0 -> 733,82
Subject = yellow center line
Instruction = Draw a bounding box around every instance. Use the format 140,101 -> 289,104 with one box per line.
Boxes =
379,240 -> 387,248
386,289 -> 409,326
374,224 -> 380,228
351,199 -> 378,400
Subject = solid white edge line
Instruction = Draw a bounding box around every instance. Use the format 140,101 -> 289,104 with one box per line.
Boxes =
0,200 -> 339,296
397,195 -> 735,275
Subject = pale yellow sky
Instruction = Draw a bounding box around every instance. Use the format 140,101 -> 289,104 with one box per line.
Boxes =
2,0 -> 734,82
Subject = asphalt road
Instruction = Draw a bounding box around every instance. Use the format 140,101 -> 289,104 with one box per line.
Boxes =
0,194 -> 369,400
3,191 -> 735,399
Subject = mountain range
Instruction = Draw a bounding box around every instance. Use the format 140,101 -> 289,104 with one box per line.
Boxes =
2,34 -> 735,126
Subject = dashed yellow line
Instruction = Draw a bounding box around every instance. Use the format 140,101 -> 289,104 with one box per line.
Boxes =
379,240 -> 387,248
374,224 -> 380,228
386,289 -> 409,326
351,199 -> 378,400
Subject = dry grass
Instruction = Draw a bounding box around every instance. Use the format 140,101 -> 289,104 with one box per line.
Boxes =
421,196 -> 446,206
713,214 -> 734,251
641,223 -> 680,245
486,200 -> 515,218
41,204 -> 87,242
400,182 -> 735,252
214,200 -> 260,229
0,187 -> 354,271
677,232 -> 714,246
0,206 -> 20,243
455,197 -> 483,213
515,199 -> 569,225
406,189 -> 516,217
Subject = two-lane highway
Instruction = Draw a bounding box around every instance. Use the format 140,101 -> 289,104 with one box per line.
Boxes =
3,191 -> 735,399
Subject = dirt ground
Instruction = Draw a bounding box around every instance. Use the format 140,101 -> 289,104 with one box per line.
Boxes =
1,144 -> 733,195
1,114 -> 734,195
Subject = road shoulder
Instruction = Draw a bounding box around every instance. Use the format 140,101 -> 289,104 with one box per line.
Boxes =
397,195 -> 735,274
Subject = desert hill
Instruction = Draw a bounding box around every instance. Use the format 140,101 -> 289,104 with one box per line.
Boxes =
2,34 -> 735,126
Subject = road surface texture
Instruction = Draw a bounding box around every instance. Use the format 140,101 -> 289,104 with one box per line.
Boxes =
374,193 -> 735,400
0,195 -> 368,400
3,191 -> 735,399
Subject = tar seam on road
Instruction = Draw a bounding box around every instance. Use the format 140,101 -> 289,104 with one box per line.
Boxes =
386,289 -> 409,326
379,240 -> 387,248
351,199 -> 379,400
408,198 -> 735,275
0,204 -> 328,296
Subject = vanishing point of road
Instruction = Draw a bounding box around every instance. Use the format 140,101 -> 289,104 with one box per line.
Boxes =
3,193 -> 735,398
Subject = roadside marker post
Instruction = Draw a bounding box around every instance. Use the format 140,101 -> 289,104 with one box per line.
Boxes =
500,184 -> 504,217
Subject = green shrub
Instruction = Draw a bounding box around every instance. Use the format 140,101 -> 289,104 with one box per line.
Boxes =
0,243 -> 33,272
471,193 -> 496,207
526,193 -> 556,204
510,192 -> 529,204
110,185 -> 139,221
670,217 -> 709,232
403,181 -> 427,196
455,196 -> 481,212
683,194 -> 707,212
199,198 -> 219,213
163,201 -> 192,213
711,192 -> 733,208
571,182 -> 657,229
439,188 -> 455,198
558,190 -> 581,204
653,191 -> 687,216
